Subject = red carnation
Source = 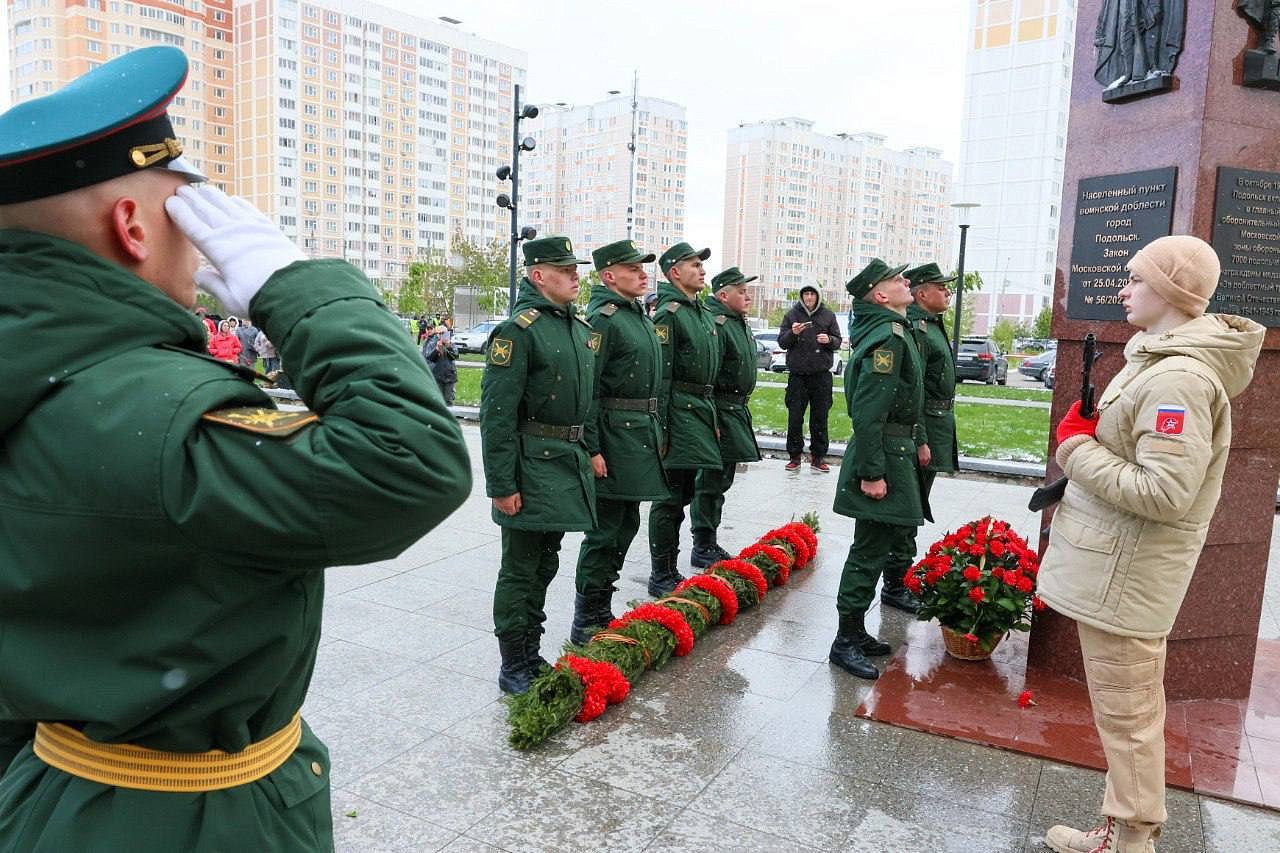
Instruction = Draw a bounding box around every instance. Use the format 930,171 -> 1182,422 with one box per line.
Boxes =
962,565 -> 981,582
989,539 -> 1006,556
991,568 -> 1005,584
963,632 -> 979,643
1032,595 -> 1046,611
1018,690 -> 1036,708
558,655 -> 630,722
710,558 -> 769,601
968,587 -> 985,603
609,603 -> 695,656
739,542 -> 791,585
1017,576 -> 1035,594
675,574 -> 739,625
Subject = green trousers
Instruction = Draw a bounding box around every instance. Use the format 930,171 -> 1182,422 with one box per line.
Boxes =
576,498 -> 641,594
648,468 -> 699,556
837,518 -> 918,616
493,527 -> 565,637
690,462 -> 737,547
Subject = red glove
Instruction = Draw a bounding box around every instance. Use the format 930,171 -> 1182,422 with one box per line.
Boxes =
1055,399 -> 1099,444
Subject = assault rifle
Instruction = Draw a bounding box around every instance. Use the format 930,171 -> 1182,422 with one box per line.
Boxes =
1027,333 -> 1097,512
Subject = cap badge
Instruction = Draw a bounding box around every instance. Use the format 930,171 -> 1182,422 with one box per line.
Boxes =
130,137 -> 183,168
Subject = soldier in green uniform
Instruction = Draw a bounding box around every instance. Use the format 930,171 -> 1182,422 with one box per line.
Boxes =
570,239 -> 669,644
905,262 -> 960,506
649,242 -> 722,594
690,267 -> 763,565
0,48 -> 471,852
481,235 -> 597,693
830,259 -> 931,680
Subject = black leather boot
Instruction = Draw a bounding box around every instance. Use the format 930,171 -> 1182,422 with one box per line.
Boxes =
497,634 -> 534,694
690,542 -> 732,568
828,613 -> 884,679
524,630 -> 550,675
880,571 -> 923,615
569,590 -> 616,646
648,551 -> 685,598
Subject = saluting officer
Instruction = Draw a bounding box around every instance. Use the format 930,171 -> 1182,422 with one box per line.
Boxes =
570,239 -> 669,644
0,48 -> 471,851
649,242 -> 722,594
830,259 -> 931,680
481,236 -> 596,694
690,267 -> 763,565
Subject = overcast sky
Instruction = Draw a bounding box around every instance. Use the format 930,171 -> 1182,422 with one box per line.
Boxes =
0,1 -> 970,261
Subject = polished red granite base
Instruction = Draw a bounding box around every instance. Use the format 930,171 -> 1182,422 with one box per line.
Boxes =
856,621 -> 1280,810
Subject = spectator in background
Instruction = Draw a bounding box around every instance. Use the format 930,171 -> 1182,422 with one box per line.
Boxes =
423,323 -> 458,405
235,316 -> 260,369
644,291 -> 659,318
208,319 -> 241,364
255,329 -> 279,374
194,305 -> 216,338
778,284 -> 842,472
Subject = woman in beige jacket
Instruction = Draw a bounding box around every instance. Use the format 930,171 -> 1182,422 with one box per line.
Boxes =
1040,235 -> 1263,853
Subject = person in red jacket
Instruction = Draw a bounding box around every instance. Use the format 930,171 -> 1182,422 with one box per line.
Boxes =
207,319 -> 241,363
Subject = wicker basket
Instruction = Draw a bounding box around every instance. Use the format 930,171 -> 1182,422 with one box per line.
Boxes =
940,626 -> 1001,661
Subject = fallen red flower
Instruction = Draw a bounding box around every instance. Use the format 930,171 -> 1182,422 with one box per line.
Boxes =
1018,690 -> 1037,708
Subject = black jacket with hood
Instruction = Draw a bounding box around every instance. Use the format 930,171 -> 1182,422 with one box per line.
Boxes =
778,285 -> 841,374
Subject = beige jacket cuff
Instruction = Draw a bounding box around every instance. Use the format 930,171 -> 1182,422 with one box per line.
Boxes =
1055,433 -> 1096,470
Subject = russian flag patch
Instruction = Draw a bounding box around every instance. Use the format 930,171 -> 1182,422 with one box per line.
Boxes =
1155,405 -> 1185,436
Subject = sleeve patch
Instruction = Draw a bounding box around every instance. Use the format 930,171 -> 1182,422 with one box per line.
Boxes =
655,324 -> 670,345
201,407 -> 318,437
872,348 -> 895,374
1155,405 -> 1185,435
588,331 -> 603,352
1146,435 -> 1186,455
489,337 -> 514,366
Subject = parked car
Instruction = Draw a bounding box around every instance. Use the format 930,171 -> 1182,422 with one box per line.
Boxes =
955,336 -> 1008,385
1044,362 -> 1056,389
754,330 -> 843,375
453,320 -> 502,354
1017,346 -> 1057,381
754,337 -> 772,371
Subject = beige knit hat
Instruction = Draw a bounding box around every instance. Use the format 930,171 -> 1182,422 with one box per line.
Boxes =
1126,235 -> 1220,316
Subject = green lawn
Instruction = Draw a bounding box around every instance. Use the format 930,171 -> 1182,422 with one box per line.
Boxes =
452,371 -> 1049,463
754,370 -> 1051,402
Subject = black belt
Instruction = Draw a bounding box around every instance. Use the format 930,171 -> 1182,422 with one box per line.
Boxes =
882,423 -> 916,437
518,420 -> 585,442
715,391 -> 750,406
600,396 -> 658,413
672,380 -> 714,397
925,398 -> 954,411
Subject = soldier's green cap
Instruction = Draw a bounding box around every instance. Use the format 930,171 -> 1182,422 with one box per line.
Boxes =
904,262 -> 958,289
592,238 -> 656,272
711,267 -> 759,290
659,241 -> 711,276
522,235 -> 591,267
846,258 -> 909,299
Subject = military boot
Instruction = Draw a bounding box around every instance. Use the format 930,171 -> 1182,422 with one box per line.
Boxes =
829,613 -> 882,679
524,630 -> 551,676
497,634 -> 535,695
648,551 -> 685,598
569,589 -> 616,646
880,569 -> 923,614
690,540 -> 732,569
1045,817 -> 1156,853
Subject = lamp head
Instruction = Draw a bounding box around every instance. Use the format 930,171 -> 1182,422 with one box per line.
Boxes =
496,164 -> 511,181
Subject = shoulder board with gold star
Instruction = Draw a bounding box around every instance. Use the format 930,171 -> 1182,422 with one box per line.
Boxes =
201,407 -> 318,437
574,313 -> 592,328
599,303 -> 619,317
891,322 -> 905,338
514,308 -> 541,329
715,315 -> 727,325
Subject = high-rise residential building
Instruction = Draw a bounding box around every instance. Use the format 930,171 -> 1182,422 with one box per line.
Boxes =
521,94 -> 686,263
6,0 -> 236,191
958,0 -> 1075,334
722,118 -> 954,315
232,0 -> 526,285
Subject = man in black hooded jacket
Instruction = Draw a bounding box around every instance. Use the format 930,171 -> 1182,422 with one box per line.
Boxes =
779,285 -> 842,471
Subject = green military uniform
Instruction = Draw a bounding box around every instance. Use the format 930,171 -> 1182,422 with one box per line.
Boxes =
648,242 -> 721,592
905,262 -> 960,502
0,48 -> 472,852
572,241 -> 668,641
481,237 -> 596,689
833,262 -> 931,621
690,268 -> 762,559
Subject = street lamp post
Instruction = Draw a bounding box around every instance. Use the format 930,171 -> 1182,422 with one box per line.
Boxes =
496,84 -> 539,317
950,202 -> 980,364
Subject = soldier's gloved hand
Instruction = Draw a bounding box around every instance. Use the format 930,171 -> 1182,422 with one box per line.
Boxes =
165,185 -> 306,318
1055,399 -> 1099,444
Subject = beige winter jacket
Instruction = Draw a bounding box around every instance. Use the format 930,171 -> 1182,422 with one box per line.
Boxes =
1038,314 -> 1264,639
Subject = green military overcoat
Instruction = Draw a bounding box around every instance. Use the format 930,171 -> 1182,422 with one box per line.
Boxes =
0,231 -> 471,852
584,285 -> 669,501
653,281 -> 721,470
833,302 -> 931,526
907,303 -> 959,473
481,278 -> 597,531
705,295 -> 761,464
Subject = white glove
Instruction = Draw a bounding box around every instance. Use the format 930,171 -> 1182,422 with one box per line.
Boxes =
165,185 -> 306,318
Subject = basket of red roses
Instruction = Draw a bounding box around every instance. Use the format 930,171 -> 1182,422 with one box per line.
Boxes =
904,516 -> 1046,660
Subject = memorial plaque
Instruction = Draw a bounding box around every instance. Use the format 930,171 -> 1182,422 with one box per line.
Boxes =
1066,167 -> 1177,321
1209,167 -> 1280,326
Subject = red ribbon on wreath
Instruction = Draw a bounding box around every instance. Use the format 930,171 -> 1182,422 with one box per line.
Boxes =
609,603 -> 695,656
738,542 -> 791,585
675,574 -> 739,625
709,558 -> 768,601
557,655 -> 630,722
